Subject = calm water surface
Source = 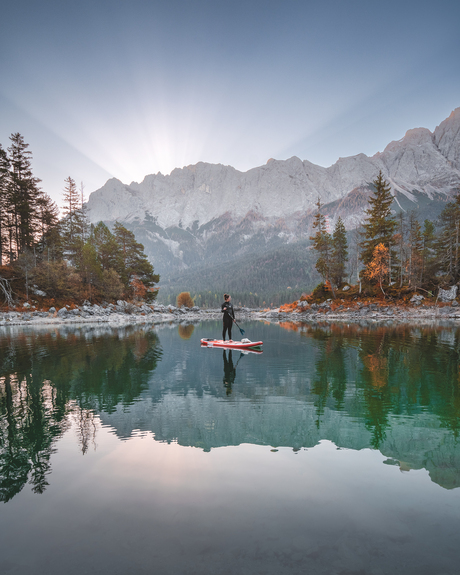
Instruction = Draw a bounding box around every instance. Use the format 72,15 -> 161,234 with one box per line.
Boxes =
1,320 -> 460,574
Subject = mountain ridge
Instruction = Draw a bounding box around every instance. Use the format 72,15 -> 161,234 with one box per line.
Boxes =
85,108 -> 460,294
87,107 -> 460,230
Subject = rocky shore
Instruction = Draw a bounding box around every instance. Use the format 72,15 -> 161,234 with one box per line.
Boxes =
2,298 -> 460,328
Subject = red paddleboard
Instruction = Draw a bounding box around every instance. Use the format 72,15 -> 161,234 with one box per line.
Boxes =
200,338 -> 263,350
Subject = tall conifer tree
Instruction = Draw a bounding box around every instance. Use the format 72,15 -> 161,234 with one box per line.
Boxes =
113,221 -> 159,298
7,133 -> 42,258
36,193 -> 60,259
331,216 -> 348,287
61,176 -> 88,265
91,222 -> 120,271
0,145 -> 10,264
435,191 -> 460,282
360,171 -> 397,279
309,198 -> 335,295
421,219 -> 436,284
408,211 -> 423,287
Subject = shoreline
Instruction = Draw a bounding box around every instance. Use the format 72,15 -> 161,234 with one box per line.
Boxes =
2,301 -> 460,330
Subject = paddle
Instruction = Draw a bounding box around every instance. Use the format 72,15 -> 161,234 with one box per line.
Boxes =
234,320 -> 245,336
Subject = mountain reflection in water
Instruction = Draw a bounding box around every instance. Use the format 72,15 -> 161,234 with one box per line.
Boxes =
1,320 -> 460,502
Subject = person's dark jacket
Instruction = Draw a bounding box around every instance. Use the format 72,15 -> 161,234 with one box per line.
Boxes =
221,301 -> 235,324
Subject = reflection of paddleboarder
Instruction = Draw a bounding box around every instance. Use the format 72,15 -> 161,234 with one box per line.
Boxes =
223,349 -> 237,395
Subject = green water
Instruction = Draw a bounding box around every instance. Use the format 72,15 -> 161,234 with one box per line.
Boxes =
1,320 -> 460,574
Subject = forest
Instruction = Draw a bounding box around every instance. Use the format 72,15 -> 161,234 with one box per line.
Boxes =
0,133 -> 159,307
308,171 -> 460,300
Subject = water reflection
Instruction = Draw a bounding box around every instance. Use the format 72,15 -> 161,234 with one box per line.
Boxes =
2,321 -> 460,498
178,323 -> 194,339
222,349 -> 236,395
0,326 -> 162,501
221,349 -> 250,395
294,322 -> 460,444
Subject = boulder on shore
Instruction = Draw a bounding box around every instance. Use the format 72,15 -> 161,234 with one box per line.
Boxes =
438,287 -> 458,303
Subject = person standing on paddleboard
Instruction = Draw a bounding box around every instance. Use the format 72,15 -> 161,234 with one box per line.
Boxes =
221,293 -> 235,341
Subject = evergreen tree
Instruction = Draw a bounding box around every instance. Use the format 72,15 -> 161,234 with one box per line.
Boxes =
80,242 -> 101,300
331,216 -> 348,287
309,198 -> 334,294
360,171 -> 397,280
91,222 -> 120,271
408,211 -> 423,288
78,181 -> 88,243
113,222 -> 159,299
421,219 -> 436,284
395,212 -> 406,287
0,145 -> 10,264
36,193 -> 60,259
61,176 -> 88,265
435,192 -> 460,282
7,133 -> 42,258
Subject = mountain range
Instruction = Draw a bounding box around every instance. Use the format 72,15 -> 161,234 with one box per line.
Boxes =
86,108 -> 460,302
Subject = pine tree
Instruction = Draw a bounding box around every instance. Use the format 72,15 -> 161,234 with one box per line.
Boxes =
80,242 -> 101,300
421,219 -> 436,284
331,216 -> 348,287
91,222 -> 120,271
395,212 -> 406,287
0,144 -> 10,264
113,222 -> 159,300
309,198 -> 334,294
435,191 -> 460,282
61,176 -> 88,265
79,181 -> 88,243
7,133 -> 42,258
408,211 -> 423,288
36,193 -> 60,259
360,171 -> 397,280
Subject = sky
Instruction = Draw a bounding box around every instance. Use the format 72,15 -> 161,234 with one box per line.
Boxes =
1,0 -> 459,207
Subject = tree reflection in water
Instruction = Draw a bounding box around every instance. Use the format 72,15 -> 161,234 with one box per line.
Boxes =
0,327 -> 162,502
285,322 -> 460,448
3,321 -> 460,499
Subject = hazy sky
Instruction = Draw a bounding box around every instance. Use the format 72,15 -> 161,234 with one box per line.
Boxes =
1,0 -> 459,206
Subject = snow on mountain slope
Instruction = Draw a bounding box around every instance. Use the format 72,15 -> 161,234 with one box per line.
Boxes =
434,108 -> 460,170
87,108 -> 460,228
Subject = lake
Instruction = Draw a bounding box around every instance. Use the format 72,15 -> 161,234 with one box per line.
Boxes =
1,319 -> 460,575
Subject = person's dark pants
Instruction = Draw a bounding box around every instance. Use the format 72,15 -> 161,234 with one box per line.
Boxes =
223,321 -> 233,341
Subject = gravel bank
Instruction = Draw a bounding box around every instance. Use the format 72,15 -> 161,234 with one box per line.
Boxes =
2,300 -> 460,329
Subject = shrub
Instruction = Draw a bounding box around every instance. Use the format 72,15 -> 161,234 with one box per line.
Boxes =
176,291 -> 194,308
310,283 -> 329,302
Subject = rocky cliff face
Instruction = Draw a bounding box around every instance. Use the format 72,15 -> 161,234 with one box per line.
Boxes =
86,108 -> 460,284
87,108 -> 460,229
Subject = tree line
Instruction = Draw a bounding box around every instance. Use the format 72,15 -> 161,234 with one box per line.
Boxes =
0,133 -> 159,304
311,171 -> 460,296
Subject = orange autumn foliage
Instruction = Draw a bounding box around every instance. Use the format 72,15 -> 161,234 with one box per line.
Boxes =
279,301 -> 299,312
362,353 -> 388,388
176,292 -> 195,308
279,321 -> 300,332
131,277 -> 147,301
365,243 -> 389,293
